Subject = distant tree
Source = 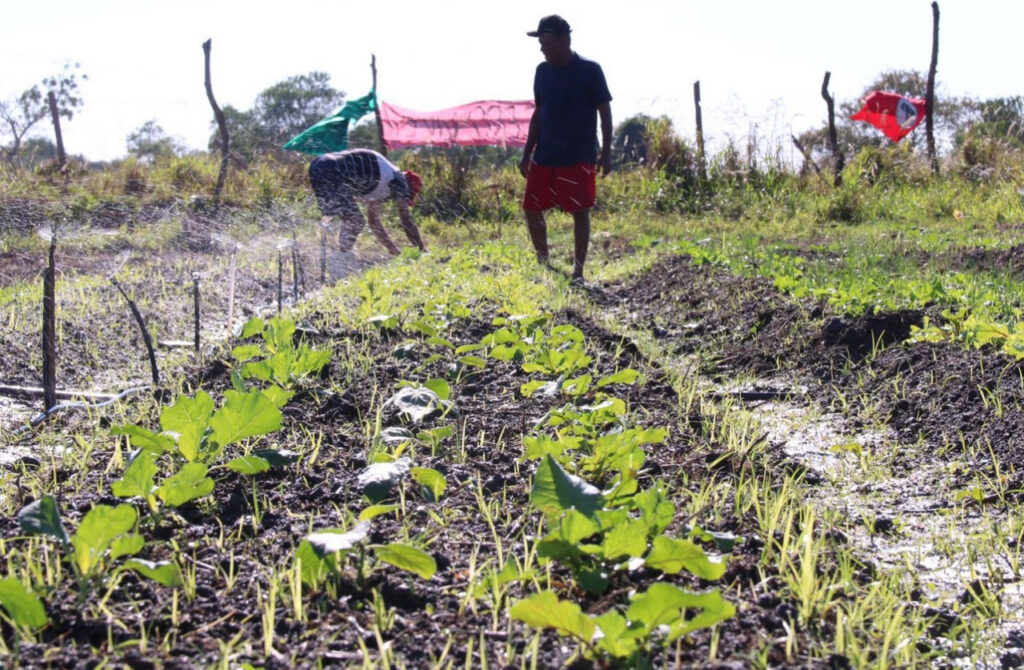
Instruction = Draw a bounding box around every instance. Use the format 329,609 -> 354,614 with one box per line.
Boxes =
126,120 -> 184,163
612,114 -> 654,167
19,137 -> 58,168
210,71 -> 344,162
0,62 -> 86,166
960,96 -> 1024,148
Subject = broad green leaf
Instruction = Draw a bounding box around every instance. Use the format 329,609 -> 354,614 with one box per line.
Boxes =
112,451 -> 157,500
557,509 -> 600,543
626,582 -> 691,628
454,342 -> 483,355
520,379 -> 560,398
531,454 -> 603,519
305,521 -> 370,557
260,385 -> 295,408
416,425 -> 454,442
375,543 -> 437,580
264,316 -> 296,351
523,434 -> 567,460
294,348 -> 331,378
0,578 -> 48,628
635,427 -> 669,444
160,391 -> 214,461
425,336 -> 454,352
242,360 -> 273,382
226,455 -> 271,475
387,387 -> 444,423
241,317 -> 265,339
157,463 -> 215,507
210,389 -> 282,449
578,566 -> 610,595
644,535 -> 726,581
627,584 -> 735,639
110,424 -> 175,454
411,467 -> 446,501
122,559 -> 182,587
294,541 -> 336,588
632,486 -> 676,535
424,378 -> 450,401
357,457 -> 411,502
110,533 -> 145,560
358,504 -> 400,521
601,518 -> 650,559
593,611 -> 640,658
596,369 -> 640,388
231,344 -> 262,362
667,590 -> 736,639
18,495 -> 69,545
510,591 -> 595,642
73,504 -> 137,575
457,355 -> 487,369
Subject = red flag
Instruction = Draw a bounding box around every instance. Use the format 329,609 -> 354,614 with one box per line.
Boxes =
379,100 -> 534,149
851,91 -> 927,142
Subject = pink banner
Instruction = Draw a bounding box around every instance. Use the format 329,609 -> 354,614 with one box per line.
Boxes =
379,100 -> 535,149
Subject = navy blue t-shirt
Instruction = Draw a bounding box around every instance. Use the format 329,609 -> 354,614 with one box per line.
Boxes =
532,54 -> 612,167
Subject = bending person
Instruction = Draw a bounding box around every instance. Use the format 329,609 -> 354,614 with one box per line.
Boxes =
309,149 -> 427,255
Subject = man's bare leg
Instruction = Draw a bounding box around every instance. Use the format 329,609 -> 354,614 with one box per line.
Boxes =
571,208 -> 591,280
366,202 -> 401,256
524,209 -> 549,265
338,207 -> 366,253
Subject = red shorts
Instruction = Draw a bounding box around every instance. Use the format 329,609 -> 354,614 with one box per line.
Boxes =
522,162 -> 597,213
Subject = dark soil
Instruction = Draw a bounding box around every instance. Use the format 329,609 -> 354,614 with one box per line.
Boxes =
4,247 -> 1024,667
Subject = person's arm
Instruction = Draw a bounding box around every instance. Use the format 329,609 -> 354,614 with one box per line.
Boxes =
519,104 -> 540,177
598,102 -> 612,176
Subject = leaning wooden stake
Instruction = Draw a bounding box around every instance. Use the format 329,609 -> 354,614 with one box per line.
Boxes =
277,250 -> 283,314
926,1 -> 940,175
41,232 -> 57,412
192,273 -> 201,353
320,225 -> 327,284
203,39 -> 230,208
110,277 -> 160,388
47,92 -> 67,175
693,81 -> 707,185
371,54 -> 387,157
226,248 -> 237,334
821,71 -> 844,187
291,231 -> 300,302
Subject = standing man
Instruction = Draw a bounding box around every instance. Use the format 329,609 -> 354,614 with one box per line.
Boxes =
519,14 -> 612,284
308,148 -> 427,256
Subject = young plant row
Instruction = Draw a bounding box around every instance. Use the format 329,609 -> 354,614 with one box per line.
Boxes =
0,314 -> 438,642
476,312 -> 737,665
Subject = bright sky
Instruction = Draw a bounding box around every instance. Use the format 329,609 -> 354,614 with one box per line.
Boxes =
3,0 -> 1021,162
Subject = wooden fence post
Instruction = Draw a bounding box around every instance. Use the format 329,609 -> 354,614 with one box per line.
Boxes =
821,71 -> 844,187
203,39 -> 230,207
42,233 -> 57,412
693,81 -> 707,185
372,54 -> 387,157
926,1 -> 940,175
192,273 -> 201,353
47,92 -> 67,173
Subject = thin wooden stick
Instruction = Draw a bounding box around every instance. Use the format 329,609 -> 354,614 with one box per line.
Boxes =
192,272 -> 201,352
42,233 -> 57,412
110,277 -> 160,388
226,248 -> 237,334
277,249 -> 283,314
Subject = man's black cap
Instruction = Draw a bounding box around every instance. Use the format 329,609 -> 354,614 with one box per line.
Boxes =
527,15 -> 571,37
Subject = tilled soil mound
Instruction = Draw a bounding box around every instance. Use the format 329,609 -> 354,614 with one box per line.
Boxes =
602,253 -> 1024,470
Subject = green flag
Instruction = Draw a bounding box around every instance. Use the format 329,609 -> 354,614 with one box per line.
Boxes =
283,90 -> 377,155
